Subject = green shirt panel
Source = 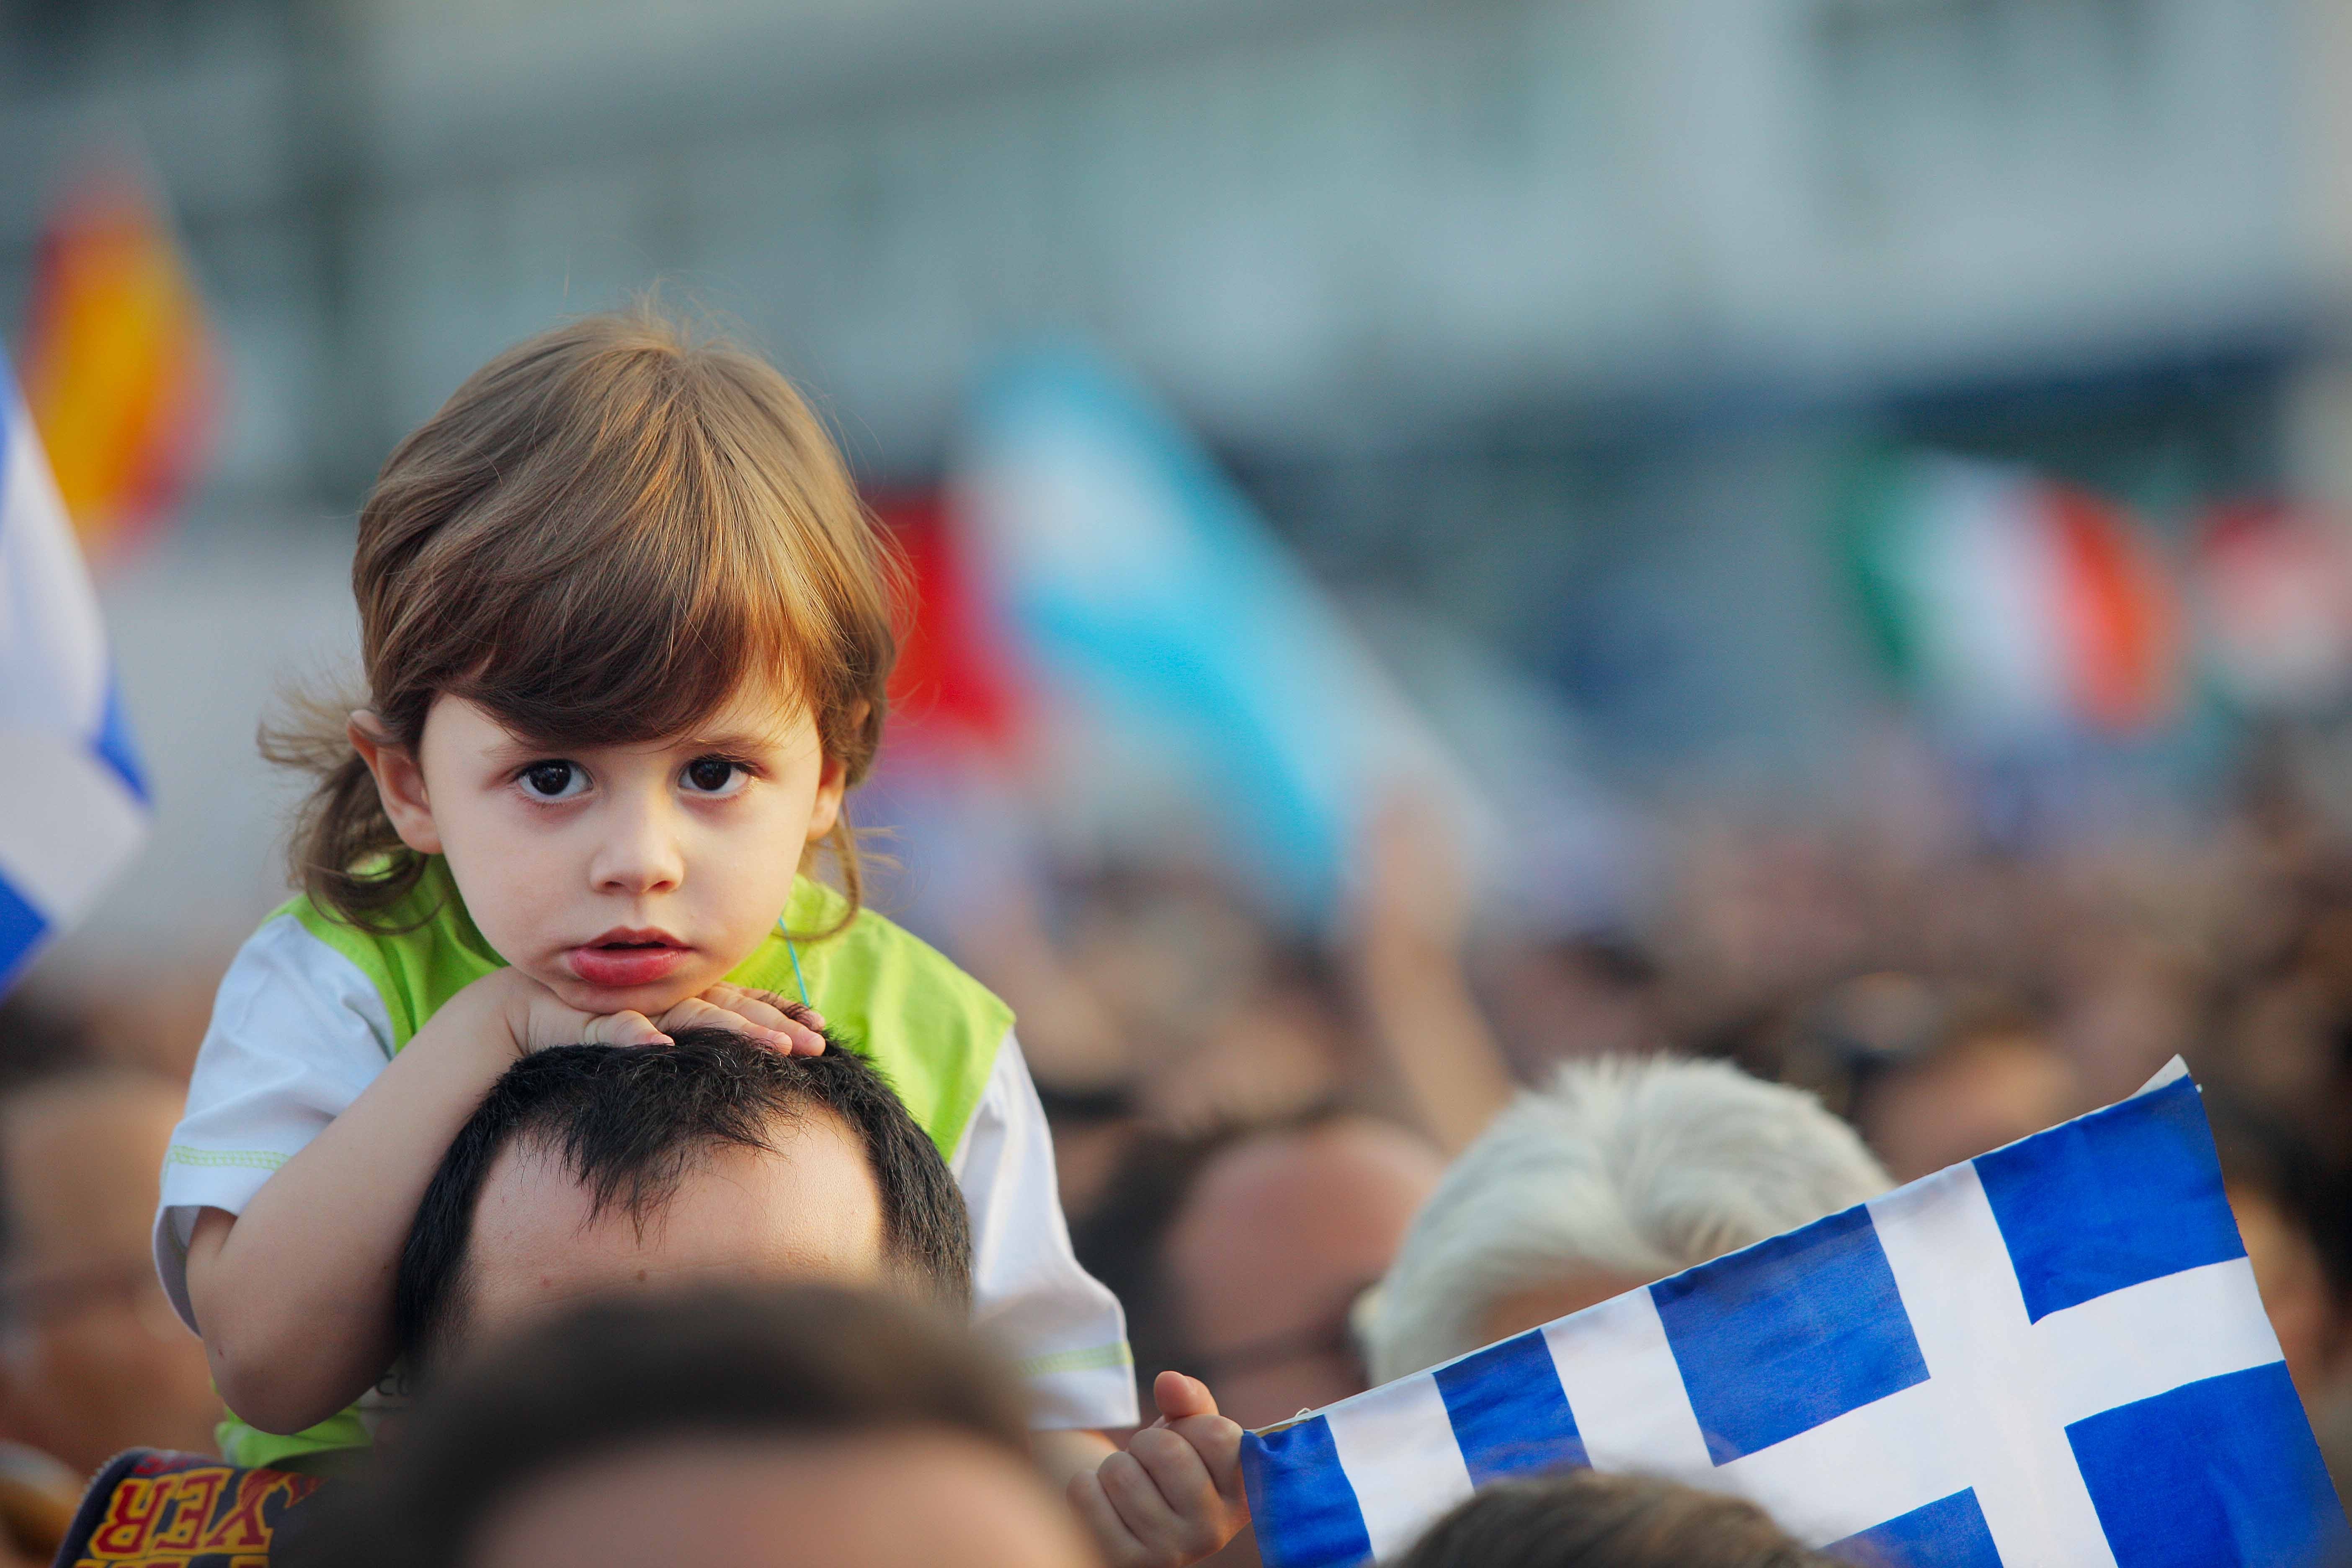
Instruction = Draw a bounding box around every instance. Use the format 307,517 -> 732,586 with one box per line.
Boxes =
221,857 -> 1010,1471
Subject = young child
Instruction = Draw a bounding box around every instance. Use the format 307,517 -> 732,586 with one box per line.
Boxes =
155,309 -> 1246,1565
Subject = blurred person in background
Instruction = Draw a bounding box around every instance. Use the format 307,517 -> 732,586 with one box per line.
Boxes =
983,861 -> 1353,1142
978,800 -> 1515,1186
1076,1112 -> 1444,1433
1075,1111 -> 1444,1567
0,1068 -> 222,1468
0,1065 -> 226,1563
1475,934 -> 1664,1086
1847,998 -> 2084,1184
2203,1099 -> 2352,1412
1395,1470 -> 1833,1568
1365,1057 -> 1888,1385
289,1284 -> 1102,1568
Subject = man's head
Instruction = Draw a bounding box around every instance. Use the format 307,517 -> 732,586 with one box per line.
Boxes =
293,1284 -> 1099,1568
1398,1470 -> 1831,1568
1075,1112 -> 1444,1431
0,1068 -> 222,1473
397,1028 -> 969,1373
1853,1022 -> 2081,1183
1366,1056 -> 1890,1383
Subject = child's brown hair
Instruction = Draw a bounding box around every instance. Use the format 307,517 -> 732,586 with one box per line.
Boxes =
271,306 -> 897,935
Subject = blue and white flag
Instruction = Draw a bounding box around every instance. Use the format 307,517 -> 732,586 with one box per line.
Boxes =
1245,1064 -> 2347,1567
953,348 -> 1475,930
0,358 -> 149,992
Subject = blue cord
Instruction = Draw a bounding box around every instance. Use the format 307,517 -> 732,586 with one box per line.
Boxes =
786,939 -> 811,1008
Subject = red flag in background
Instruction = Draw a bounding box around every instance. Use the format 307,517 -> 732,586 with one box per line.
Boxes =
873,490 -> 1026,764
2195,500 -> 2352,712
18,155 -> 217,569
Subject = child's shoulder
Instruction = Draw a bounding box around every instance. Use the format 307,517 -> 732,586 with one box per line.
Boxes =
735,880 -> 1014,1156
259,859 -> 501,1050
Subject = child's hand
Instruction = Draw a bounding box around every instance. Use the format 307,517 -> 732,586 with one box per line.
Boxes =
475,968 -> 674,1055
1069,1371 -> 1249,1568
654,984 -> 827,1056
470,971 -> 825,1056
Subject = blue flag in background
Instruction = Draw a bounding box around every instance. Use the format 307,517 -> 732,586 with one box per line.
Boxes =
954,348 -> 1467,929
0,357 -> 149,992
1246,1063 -> 2347,1567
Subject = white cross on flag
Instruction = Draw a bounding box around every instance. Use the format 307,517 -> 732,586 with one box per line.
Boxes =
1243,1062 -> 2348,1567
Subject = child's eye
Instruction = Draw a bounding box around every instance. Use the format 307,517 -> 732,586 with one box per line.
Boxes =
681,756 -> 748,796
519,761 -> 586,800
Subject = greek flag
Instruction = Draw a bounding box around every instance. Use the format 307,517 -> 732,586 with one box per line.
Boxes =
0,358 -> 148,992
1244,1064 -> 2348,1567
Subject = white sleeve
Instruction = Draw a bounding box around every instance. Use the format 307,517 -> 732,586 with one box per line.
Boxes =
152,913 -> 397,1331
953,1032 -> 1139,1431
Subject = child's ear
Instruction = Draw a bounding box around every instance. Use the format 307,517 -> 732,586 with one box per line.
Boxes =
803,703 -> 867,845
348,710 -> 444,855
804,750 -> 848,845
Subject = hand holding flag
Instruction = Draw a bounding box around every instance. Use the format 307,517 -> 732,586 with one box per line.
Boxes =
1072,1370 -> 1251,1568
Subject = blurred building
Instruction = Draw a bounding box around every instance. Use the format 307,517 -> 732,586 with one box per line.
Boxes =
0,0 -> 2345,965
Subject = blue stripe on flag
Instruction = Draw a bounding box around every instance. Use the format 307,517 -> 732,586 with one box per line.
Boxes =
1825,1488 -> 2000,1568
91,676 -> 149,803
1243,1416 -> 1373,1568
2067,1361 -> 2347,1568
1653,1204 -> 1929,1463
0,875 -> 50,995
1976,1077 -> 2244,1323
1432,1330 -> 1586,1486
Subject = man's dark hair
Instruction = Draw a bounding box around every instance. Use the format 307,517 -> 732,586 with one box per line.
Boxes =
395,1027 -> 970,1373
1398,1471 -> 1834,1568
280,1284 -> 1030,1568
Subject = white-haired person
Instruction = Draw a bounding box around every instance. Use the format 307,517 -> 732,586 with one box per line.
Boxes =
1364,1056 -> 1892,1383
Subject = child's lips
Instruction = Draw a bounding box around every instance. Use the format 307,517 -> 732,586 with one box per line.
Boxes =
565,942 -> 691,990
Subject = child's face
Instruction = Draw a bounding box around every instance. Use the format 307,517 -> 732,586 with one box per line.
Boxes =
364,679 -> 844,1017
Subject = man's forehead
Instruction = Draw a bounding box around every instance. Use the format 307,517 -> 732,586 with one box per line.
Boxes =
466,1114 -> 885,1290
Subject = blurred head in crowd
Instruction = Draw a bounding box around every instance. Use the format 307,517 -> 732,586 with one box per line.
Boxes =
1849,1003 -> 2081,1184
1368,1057 -> 1888,1383
396,1029 -> 969,1375
1075,1111 -> 1443,1431
1480,935 -> 1663,1079
303,1284 -> 1095,1568
1395,1470 -> 1831,1568
2205,1100 -> 2352,1406
0,1067 -> 221,1473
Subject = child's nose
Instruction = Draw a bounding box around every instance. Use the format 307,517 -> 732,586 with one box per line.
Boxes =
588,800 -> 686,895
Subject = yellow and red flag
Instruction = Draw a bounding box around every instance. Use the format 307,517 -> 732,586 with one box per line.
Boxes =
17,158 -> 215,567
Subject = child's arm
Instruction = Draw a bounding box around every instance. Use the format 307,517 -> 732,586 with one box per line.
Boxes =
1059,1372 -> 1249,1568
182,969 -> 819,1434
183,967 -> 665,1432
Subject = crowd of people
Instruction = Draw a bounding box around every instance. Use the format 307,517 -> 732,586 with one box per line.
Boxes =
5,783 -> 2349,1564
3,307 -> 2349,1566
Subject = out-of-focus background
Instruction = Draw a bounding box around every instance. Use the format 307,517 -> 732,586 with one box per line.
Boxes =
12,0 -> 2352,1547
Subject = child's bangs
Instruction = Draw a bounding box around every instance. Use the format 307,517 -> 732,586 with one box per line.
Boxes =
440,468 -> 824,752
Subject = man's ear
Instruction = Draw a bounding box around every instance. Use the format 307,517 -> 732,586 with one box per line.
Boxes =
348,710 -> 443,856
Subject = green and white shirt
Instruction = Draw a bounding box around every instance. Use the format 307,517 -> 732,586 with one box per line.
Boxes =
155,860 -> 1135,1469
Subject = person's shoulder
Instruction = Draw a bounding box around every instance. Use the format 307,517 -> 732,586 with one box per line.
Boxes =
784,881 -> 1012,1038
268,861 -> 502,1050
749,881 -> 1012,1156
191,899 -> 405,1070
